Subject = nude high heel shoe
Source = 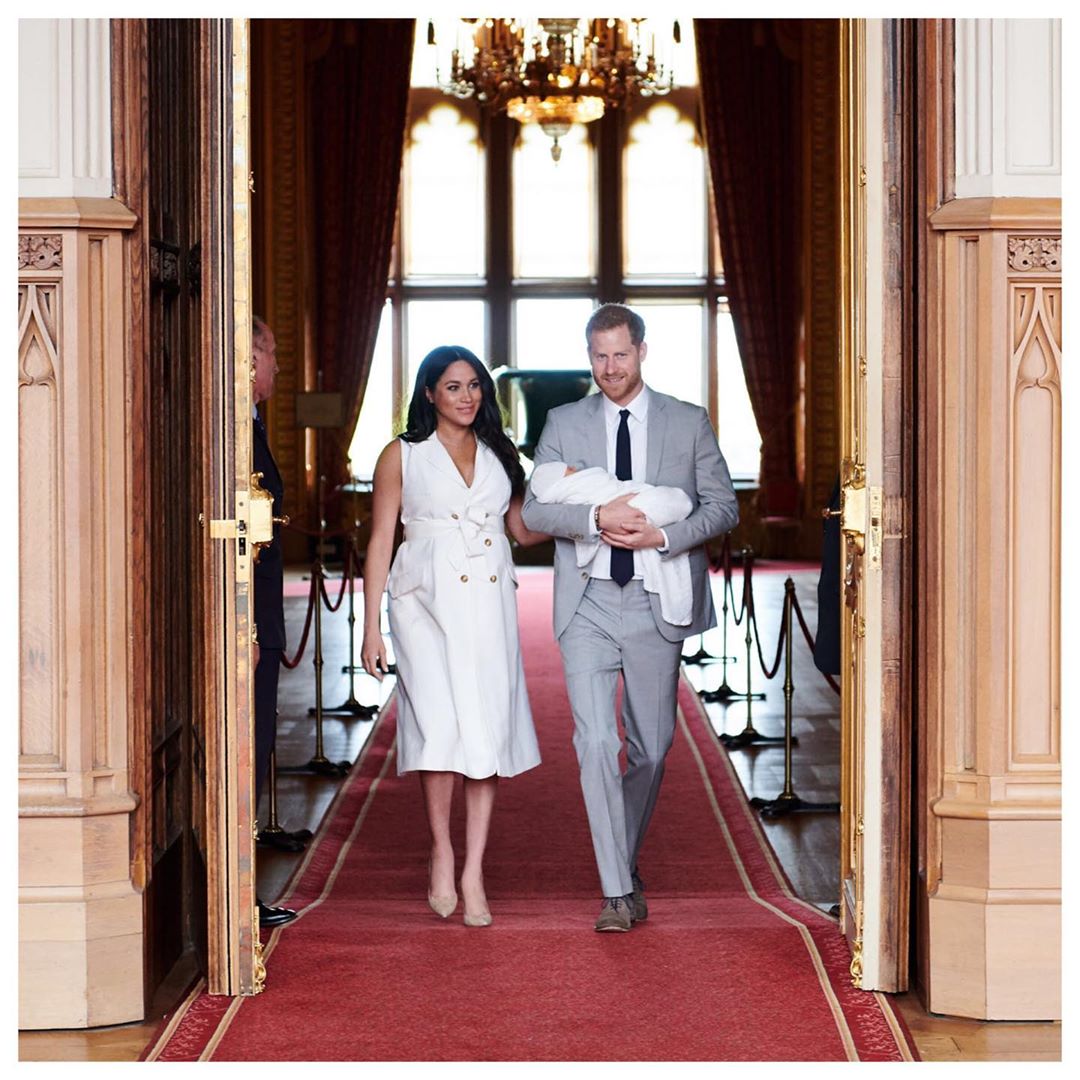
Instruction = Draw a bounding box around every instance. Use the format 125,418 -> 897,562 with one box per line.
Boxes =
427,859 -> 457,919
461,875 -> 492,927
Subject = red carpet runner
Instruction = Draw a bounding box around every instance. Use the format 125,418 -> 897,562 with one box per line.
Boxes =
147,571 -> 914,1061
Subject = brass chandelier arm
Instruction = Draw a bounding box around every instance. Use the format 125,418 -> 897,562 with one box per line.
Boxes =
431,17 -> 677,159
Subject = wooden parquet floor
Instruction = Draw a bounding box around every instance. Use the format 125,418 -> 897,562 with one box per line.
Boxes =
18,565 -> 1060,1062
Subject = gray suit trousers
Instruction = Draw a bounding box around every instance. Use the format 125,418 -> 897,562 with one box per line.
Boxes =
559,579 -> 683,898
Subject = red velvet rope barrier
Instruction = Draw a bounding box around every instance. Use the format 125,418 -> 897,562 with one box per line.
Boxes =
723,542 -> 749,626
738,562 -> 842,695
750,597 -> 786,680
280,573 -> 318,670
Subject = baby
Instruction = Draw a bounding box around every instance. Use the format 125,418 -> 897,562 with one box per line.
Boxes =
530,461 -> 694,626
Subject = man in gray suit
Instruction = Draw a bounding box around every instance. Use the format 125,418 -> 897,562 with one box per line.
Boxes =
522,304 -> 739,932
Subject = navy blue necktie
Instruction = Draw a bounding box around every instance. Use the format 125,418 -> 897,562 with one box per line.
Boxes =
611,409 -> 634,587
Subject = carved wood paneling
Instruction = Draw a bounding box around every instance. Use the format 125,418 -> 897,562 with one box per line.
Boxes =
926,198 -> 1061,1018
1009,280 -> 1060,766
951,235 -> 980,776
88,236 -> 110,773
18,279 -> 62,767
19,234 -> 63,269
110,18 -> 151,901
1008,236 -> 1060,273
913,18 -> 954,1005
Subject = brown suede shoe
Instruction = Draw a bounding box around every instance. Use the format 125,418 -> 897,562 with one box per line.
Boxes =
594,896 -> 633,932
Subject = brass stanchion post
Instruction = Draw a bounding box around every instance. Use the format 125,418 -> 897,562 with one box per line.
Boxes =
750,578 -> 839,816
321,541 -> 378,718
339,472 -> 397,678
257,745 -> 312,851
280,473 -> 351,778
682,535 -> 734,666
697,538 -> 745,697
710,552 -> 777,752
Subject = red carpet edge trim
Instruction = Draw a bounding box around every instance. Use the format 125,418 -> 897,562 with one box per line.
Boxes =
675,701 -> 858,1061
151,671 -> 917,1062
143,695 -> 398,1062
682,676 -> 837,922
676,677 -> 918,1062
137,977 -> 206,1061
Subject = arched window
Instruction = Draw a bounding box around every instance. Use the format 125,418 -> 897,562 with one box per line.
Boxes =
624,103 -> 706,278
513,121 -> 594,280
349,20 -> 762,484
403,103 -> 485,278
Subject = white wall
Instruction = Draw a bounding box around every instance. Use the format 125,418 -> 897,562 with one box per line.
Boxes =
954,19 -> 1061,199
19,19 -> 112,198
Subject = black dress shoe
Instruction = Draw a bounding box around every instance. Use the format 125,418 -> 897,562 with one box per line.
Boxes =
257,899 -> 298,927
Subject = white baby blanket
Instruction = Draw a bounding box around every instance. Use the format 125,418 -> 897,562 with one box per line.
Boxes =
530,462 -> 694,625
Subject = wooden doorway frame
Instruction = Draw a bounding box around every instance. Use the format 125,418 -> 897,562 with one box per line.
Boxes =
113,16 -> 261,1004
837,17 -> 917,993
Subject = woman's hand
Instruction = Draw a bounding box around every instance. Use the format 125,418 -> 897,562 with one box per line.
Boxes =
362,628 -> 389,681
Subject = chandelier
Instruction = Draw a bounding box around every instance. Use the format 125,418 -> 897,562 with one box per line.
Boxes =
433,18 -> 678,161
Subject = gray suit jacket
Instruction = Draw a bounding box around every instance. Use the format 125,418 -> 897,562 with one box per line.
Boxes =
521,388 -> 739,642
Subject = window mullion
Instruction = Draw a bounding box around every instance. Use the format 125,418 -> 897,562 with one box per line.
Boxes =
486,112 -> 513,366
597,109 -> 624,302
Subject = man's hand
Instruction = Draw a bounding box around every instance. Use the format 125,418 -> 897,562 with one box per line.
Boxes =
602,519 -> 665,550
597,492 -> 647,533
252,642 -> 261,669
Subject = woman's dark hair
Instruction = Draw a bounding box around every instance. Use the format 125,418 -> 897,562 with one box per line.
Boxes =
400,345 -> 525,497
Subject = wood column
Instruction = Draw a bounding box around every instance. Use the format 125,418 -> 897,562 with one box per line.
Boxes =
18,198 -> 144,1028
924,198 -> 1061,1019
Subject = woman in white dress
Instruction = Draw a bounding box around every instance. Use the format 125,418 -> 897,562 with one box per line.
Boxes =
361,346 -> 548,926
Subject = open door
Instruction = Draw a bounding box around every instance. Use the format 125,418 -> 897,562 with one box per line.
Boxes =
201,17 -> 262,996
837,18 -> 911,993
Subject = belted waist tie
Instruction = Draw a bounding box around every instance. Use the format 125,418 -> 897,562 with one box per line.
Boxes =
404,510 -> 504,570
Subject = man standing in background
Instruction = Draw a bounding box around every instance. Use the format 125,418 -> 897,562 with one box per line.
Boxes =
251,316 -> 298,929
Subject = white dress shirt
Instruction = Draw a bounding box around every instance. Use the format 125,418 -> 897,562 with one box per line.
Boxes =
587,384 -> 667,579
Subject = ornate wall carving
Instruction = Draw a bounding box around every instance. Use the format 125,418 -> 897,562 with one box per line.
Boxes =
1009,274 -> 1060,767
18,279 -> 62,768
19,234 -> 63,269
1008,236 -> 1060,272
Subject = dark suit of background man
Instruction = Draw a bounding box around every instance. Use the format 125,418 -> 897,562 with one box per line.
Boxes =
251,316 -> 297,928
